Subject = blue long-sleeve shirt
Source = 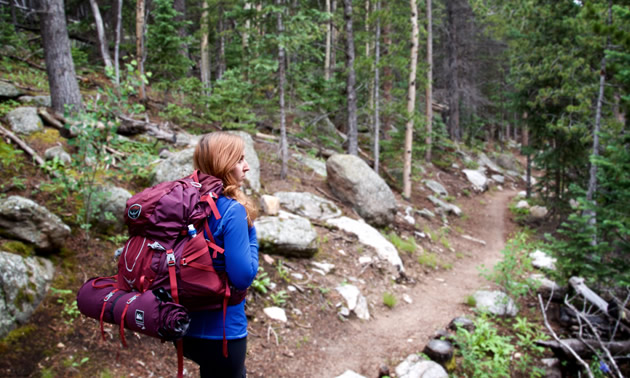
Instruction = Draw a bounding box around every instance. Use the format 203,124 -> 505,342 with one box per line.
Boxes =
186,195 -> 258,340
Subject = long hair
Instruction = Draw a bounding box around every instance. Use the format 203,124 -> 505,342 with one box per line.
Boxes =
193,132 -> 257,226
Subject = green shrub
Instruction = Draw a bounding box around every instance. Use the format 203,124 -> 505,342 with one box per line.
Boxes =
383,292 -> 397,308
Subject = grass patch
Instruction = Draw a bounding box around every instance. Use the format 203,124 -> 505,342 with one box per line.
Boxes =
386,232 -> 417,253
383,292 -> 397,308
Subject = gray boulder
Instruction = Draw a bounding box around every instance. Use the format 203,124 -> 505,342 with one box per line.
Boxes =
427,196 -> 462,217
473,290 -> 518,317
152,147 -> 194,185
496,153 -> 521,172
462,169 -> 488,192
0,251 -> 55,338
293,153 -> 327,177
94,186 -> 133,233
424,180 -> 448,196
274,191 -> 341,221
6,107 -> 43,135
44,145 -> 72,165
335,283 -> 370,320
0,81 -> 22,98
255,211 -> 318,258
18,95 -> 52,107
326,154 -> 396,227
395,354 -> 448,378
0,196 -> 71,252
423,339 -> 454,366
477,153 -> 503,174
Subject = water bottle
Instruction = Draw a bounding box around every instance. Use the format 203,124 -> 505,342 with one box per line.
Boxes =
187,224 -> 197,238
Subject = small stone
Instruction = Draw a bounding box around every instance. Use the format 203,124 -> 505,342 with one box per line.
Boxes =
402,294 -> 413,304
263,307 -> 287,322
358,256 -> 372,265
263,254 -> 275,265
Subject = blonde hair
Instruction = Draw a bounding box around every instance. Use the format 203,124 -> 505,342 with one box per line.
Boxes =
193,132 -> 258,226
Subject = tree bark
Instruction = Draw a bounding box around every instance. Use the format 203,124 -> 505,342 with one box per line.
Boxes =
217,3 -> 226,80
403,0 -> 419,199
382,16 -> 393,136
446,0 -> 460,141
425,0 -> 433,162
114,0 -> 122,86
88,0 -> 112,70
277,0 -> 288,179
200,0 -> 211,91
38,0 -> 82,114
330,0 -> 337,79
136,0 -> 146,100
324,0 -> 332,80
344,0 -> 358,155
373,0 -> 381,174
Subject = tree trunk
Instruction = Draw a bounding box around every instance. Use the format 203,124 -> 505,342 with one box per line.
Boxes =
174,0 -> 190,75
277,0 -> 288,179
403,0 -> 419,199
330,0 -> 337,79
88,0 -> 112,70
217,3 -> 226,80
38,0 -> 82,114
325,0 -> 332,80
373,0 -> 381,174
382,17 -> 393,136
114,0 -> 122,86
344,0 -> 358,155
446,0 -> 460,141
425,0 -> 433,162
200,0 -> 211,91
136,0 -> 146,100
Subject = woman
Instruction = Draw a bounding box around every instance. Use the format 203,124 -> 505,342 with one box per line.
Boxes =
184,132 -> 259,378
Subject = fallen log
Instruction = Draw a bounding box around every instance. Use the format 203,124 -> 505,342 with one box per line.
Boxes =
117,114 -> 177,142
536,339 -> 630,358
569,277 -> 608,314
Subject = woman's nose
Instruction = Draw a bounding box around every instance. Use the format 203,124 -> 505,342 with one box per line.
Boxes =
243,159 -> 250,172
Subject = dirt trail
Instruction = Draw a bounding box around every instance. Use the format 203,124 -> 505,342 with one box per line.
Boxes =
284,189 -> 517,377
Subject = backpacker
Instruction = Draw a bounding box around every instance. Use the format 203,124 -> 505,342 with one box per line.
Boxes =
77,170 -> 246,377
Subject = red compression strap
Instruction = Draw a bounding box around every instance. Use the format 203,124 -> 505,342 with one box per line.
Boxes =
119,294 -> 140,347
201,194 -> 221,220
92,276 -> 116,289
192,170 -> 199,183
203,221 -> 225,258
99,289 -> 119,341
166,249 -> 180,304
176,339 -> 184,378
222,282 -> 231,358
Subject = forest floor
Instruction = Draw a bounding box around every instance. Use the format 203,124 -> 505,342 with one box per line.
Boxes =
0,135 -> 525,377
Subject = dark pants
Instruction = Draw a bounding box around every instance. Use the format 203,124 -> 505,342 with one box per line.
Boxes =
181,336 -> 247,378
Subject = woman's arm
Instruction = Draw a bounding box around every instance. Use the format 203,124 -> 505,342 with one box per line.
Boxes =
222,203 -> 259,290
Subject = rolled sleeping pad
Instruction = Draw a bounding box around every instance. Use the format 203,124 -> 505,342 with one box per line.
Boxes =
77,277 -> 190,342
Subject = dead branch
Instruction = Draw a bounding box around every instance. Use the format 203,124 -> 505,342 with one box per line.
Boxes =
116,114 -> 177,142
611,289 -> 630,340
569,277 -> 609,314
536,339 -> 630,358
564,299 -> 623,378
0,123 -> 47,169
537,294 -> 594,378
37,107 -> 77,137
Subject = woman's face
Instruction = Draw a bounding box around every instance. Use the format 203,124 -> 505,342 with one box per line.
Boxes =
230,153 -> 249,187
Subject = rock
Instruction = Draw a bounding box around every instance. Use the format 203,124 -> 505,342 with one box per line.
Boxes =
395,354 -> 448,378
515,200 -> 530,209
274,191 -> 341,220
402,293 -> 412,304
255,211 -> 318,258
358,256 -> 372,265
94,186 -> 133,233
491,174 -> 505,184
541,358 -> 562,378
477,153 -> 503,174
0,251 -> 55,338
424,180 -> 448,196
403,206 -> 415,225
516,191 -> 527,198
335,284 -> 370,320
529,250 -> 557,271
326,216 -> 404,272
229,131 -> 261,192
44,145 -> 71,165
0,196 -> 71,252
326,154 -> 396,227
448,316 -> 475,332
6,107 -> 43,135
496,153 -> 521,172
0,81 -> 22,98
427,196 -> 462,217
263,306 -> 287,322
173,132 -> 201,147
462,169 -> 488,192
152,148 -> 195,185
335,370 -> 366,378
293,153 -> 327,177
423,339 -> 454,366
473,290 -> 518,317
260,195 -> 280,216
417,208 -> 435,219
529,273 -> 565,301
18,95 -> 52,107
529,206 -> 548,220
460,235 -> 486,245
311,261 -> 335,274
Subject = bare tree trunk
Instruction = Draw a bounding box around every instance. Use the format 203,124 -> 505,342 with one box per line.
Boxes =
585,0 -> 612,246
344,0 -> 358,155
382,18 -> 393,135
217,3 -> 226,80
174,0 -> 190,75
446,0 -> 460,141
200,0 -> 211,92
425,0 -> 433,163
277,0 -> 288,179
325,0 -> 332,80
88,0 -> 112,70
373,0 -> 381,174
330,0 -> 337,79
114,0 -> 122,86
403,0 -> 419,199
136,0 -> 146,100
38,0 -> 82,114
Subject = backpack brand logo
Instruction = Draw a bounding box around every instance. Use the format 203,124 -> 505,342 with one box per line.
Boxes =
128,204 -> 142,219
135,310 -> 145,329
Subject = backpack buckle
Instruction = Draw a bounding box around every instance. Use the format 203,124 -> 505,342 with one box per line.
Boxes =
166,251 -> 176,267
181,258 -> 187,266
